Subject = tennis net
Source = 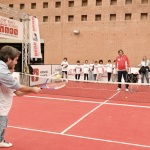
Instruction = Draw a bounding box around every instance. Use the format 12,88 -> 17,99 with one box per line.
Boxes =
19,73 -> 150,103
45,79 -> 150,103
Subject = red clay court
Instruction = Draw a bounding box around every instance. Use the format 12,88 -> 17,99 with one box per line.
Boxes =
3,81 -> 150,150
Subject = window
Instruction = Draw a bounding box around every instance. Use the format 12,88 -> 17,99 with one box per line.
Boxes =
110,0 -> 117,5
43,16 -> 48,22
81,15 -> 87,21
55,1 -> 61,8
141,0 -> 148,4
125,13 -> 132,20
110,14 -> 116,20
125,0 -> 132,4
96,0 -> 102,6
43,2 -> 48,8
68,1 -> 74,7
68,15 -> 74,22
55,16 -> 61,22
82,0 -> 88,6
31,3 -> 36,9
95,14 -> 101,21
141,13 -> 148,20
20,4 -> 25,9
9,4 -> 13,8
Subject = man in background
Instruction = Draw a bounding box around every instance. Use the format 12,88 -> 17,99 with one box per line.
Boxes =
115,49 -> 130,92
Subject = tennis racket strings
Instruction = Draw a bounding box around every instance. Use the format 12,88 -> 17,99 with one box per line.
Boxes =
20,71 -> 68,90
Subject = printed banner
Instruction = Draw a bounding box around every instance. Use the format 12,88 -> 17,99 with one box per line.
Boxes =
29,16 -> 42,58
0,16 -> 23,40
30,65 -> 51,86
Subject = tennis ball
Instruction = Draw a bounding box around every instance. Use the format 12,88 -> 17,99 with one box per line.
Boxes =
56,74 -> 61,79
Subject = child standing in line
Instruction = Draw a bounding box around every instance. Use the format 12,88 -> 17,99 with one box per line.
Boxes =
97,60 -> 104,81
89,60 -> 94,81
61,57 -> 68,79
106,60 -> 113,82
74,60 -> 82,80
93,61 -> 99,81
112,60 -> 118,82
83,60 -> 90,81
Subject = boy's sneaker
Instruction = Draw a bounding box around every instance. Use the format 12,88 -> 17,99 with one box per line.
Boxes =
125,88 -> 129,92
0,140 -> 13,147
117,88 -> 121,91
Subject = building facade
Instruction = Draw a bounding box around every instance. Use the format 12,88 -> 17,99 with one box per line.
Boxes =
0,0 -> 150,66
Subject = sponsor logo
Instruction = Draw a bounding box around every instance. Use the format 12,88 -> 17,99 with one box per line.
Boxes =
32,68 -> 39,82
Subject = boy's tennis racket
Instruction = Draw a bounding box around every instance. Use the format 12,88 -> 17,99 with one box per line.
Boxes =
41,78 -> 67,90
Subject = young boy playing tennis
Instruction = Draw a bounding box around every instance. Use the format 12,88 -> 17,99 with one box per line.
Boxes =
0,45 -> 41,148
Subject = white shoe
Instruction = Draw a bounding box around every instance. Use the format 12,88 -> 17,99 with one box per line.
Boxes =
117,88 -> 121,91
0,141 -> 13,147
125,89 -> 129,92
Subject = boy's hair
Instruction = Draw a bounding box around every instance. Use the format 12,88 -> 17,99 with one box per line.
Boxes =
77,60 -> 80,63
64,57 -> 67,61
99,59 -> 103,63
0,45 -> 21,63
108,60 -> 111,62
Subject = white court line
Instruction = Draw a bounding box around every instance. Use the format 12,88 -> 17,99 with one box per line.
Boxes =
60,91 -> 120,134
8,125 -> 150,148
24,95 -> 101,104
24,95 -> 150,109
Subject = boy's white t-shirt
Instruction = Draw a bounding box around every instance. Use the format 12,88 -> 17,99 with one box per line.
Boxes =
89,63 -> 94,72
61,61 -> 68,71
106,63 -> 113,73
113,64 -> 117,74
83,64 -> 89,74
74,65 -> 82,74
93,64 -> 99,74
98,64 -> 104,74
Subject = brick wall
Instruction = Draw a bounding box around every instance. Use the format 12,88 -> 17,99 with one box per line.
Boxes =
0,0 -> 150,66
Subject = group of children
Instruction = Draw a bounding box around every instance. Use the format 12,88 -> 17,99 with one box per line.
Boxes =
61,58 -> 118,82
74,60 -> 118,82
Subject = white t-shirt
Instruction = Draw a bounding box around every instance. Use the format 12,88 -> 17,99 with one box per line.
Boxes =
93,64 -> 99,74
98,64 -> 104,74
138,60 -> 150,67
74,65 -> 82,74
89,63 -> 94,72
113,64 -> 117,74
106,63 -> 113,73
83,64 -> 90,74
61,61 -> 68,71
